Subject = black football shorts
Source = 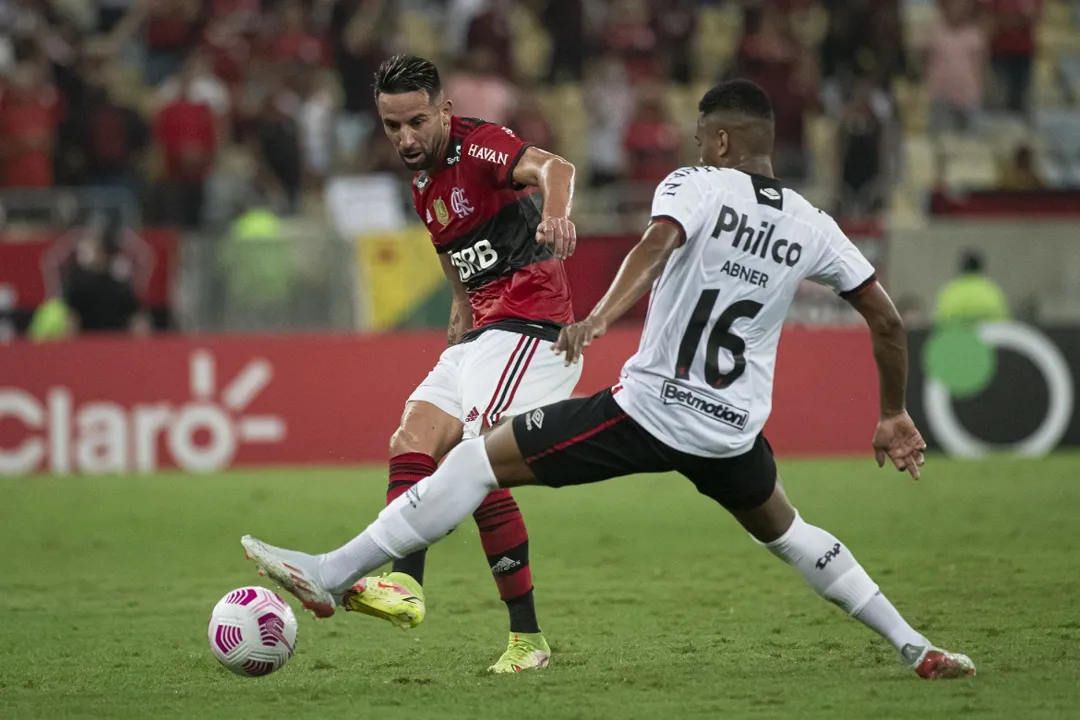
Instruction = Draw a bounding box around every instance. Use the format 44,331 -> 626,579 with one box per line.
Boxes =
511,388 -> 777,512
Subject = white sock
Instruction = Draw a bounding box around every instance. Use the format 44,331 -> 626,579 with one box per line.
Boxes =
853,592 -> 931,664
317,438 -> 498,595
763,512 -> 929,657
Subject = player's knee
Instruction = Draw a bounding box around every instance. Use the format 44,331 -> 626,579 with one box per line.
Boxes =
389,425 -> 425,458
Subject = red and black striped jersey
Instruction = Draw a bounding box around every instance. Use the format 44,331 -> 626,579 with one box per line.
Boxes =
411,116 -> 573,341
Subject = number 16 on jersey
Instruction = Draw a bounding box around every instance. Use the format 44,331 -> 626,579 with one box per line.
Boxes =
675,289 -> 763,388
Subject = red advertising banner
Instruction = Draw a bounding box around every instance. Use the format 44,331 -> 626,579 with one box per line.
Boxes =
0,327 -> 877,475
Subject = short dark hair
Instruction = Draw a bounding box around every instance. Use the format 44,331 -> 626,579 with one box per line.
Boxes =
698,79 -> 774,121
960,250 -> 984,273
373,54 -> 442,100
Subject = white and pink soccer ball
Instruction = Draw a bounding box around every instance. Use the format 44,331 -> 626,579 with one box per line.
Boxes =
208,586 -> 298,677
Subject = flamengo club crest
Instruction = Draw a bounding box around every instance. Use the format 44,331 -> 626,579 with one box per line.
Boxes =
433,198 -> 450,226
450,187 -> 474,218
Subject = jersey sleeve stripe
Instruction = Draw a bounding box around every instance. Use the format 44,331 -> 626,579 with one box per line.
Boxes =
838,273 -> 878,299
650,215 -> 687,243
504,143 -> 533,187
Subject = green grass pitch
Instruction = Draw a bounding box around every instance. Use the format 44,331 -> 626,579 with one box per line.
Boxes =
2,456 -> 1079,719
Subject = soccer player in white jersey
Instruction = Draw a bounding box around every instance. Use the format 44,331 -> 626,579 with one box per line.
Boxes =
242,79 -> 975,679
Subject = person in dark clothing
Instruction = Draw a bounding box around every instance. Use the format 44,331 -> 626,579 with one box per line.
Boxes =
651,0 -> 696,85
63,217 -> 150,335
542,0 -> 585,83
78,83 -> 148,203
330,0 -> 394,169
837,79 -> 887,218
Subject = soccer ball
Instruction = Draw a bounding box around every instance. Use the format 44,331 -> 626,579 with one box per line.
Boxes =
208,586 -> 298,676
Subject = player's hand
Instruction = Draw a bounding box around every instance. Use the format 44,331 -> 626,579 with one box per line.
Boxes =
536,216 -> 577,260
872,411 -> 927,480
553,316 -> 606,366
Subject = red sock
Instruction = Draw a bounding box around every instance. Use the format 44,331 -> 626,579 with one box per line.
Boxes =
473,489 -> 533,602
386,452 -> 438,583
387,452 -> 438,503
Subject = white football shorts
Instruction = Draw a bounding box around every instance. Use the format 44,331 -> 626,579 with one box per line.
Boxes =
408,329 -> 583,439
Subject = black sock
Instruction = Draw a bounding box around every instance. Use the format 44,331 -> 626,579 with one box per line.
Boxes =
392,550 -> 427,585
506,590 -> 540,634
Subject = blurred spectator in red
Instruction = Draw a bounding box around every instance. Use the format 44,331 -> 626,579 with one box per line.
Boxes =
72,77 -> 149,202
466,0 -> 514,80
925,0 -> 986,135
623,86 -> 680,194
836,77 -> 888,219
157,49 -> 231,119
735,6 -> 814,181
331,0 -> 394,171
604,0 -> 658,83
651,0 -> 696,85
270,0 -> 329,67
584,54 -> 633,188
445,47 -> 517,126
142,0 -> 204,85
156,48 -> 231,151
983,0 -> 1041,116
541,0 -> 584,84
507,90 -> 556,152
0,62 -> 60,189
202,10 -> 256,88
153,69 -> 217,228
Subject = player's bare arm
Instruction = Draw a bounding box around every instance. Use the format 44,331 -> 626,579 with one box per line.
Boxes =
511,147 -> 577,261
438,254 -> 472,346
554,221 -> 684,365
846,282 -> 927,479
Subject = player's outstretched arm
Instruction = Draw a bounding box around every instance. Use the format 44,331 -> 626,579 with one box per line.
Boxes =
554,221 -> 684,365
846,282 -> 927,479
512,147 -> 577,260
439,254 -> 473,346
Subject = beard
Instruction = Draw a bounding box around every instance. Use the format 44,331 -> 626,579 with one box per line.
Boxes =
399,148 -> 432,171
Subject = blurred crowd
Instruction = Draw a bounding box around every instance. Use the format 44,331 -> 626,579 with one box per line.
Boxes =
0,0 -> 1069,232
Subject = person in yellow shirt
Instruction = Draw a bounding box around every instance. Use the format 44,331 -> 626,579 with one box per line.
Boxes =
933,250 -> 1011,325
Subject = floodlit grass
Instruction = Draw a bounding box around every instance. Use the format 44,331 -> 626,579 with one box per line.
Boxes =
2,456 -> 1078,718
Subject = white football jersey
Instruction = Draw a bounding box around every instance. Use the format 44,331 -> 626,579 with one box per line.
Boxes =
613,167 -> 876,458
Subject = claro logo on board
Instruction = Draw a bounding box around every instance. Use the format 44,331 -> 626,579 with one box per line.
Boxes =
0,351 -> 285,475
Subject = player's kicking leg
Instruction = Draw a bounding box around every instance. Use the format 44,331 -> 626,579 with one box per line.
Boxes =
243,389 -> 973,678
679,437 -> 974,679
355,395 -> 550,672
280,331 -> 569,671
241,389 -> 636,670
240,421 -> 547,659
348,330 -> 576,672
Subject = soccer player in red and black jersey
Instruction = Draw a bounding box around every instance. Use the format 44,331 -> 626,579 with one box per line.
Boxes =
345,55 -> 579,671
